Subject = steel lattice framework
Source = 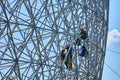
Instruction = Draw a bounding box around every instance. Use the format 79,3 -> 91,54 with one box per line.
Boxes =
0,0 -> 109,80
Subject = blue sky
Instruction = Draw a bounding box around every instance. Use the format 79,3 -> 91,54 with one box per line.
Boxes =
102,0 -> 120,80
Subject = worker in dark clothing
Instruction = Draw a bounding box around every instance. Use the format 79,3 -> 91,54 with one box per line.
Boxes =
76,26 -> 87,46
75,26 -> 88,57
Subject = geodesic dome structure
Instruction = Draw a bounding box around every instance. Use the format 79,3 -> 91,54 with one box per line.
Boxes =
0,0 -> 109,80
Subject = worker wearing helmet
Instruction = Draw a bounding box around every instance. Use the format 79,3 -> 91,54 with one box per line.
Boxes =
78,26 -> 88,57
65,43 -> 73,69
79,26 -> 87,40
60,43 -> 73,70
76,26 -> 87,46
60,47 -> 68,68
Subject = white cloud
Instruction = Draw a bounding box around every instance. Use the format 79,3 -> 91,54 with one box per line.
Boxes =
107,29 -> 120,44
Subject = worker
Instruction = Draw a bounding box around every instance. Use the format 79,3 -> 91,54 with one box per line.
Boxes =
65,43 -> 73,69
60,47 -> 69,69
60,43 -> 73,69
76,26 -> 87,46
79,45 -> 88,57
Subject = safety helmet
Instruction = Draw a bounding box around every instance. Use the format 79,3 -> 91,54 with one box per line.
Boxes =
79,26 -> 83,31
